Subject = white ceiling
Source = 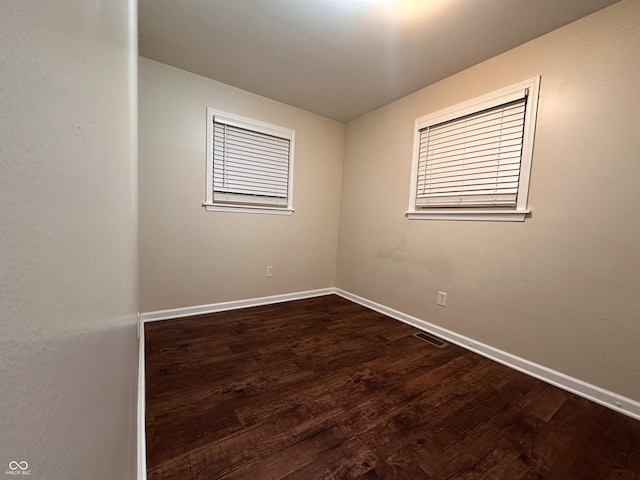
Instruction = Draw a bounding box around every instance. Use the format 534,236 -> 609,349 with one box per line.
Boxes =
139,0 -> 619,122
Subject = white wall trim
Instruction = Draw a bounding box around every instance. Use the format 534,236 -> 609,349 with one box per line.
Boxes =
139,287 -> 640,423
137,314 -> 147,480
130,0 -> 144,475
140,288 -> 335,323
335,288 -> 640,422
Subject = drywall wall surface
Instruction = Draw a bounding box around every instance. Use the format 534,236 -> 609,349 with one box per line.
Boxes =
336,0 -> 640,400
139,58 -> 345,312
0,1 -> 138,479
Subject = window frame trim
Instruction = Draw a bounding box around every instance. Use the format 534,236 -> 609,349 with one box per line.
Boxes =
204,108 -> 295,215
406,76 -> 540,222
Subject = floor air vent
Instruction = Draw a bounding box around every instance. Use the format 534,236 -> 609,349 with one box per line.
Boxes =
414,331 -> 448,348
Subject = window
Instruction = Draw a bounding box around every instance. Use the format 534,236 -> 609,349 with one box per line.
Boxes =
204,108 -> 295,215
407,77 -> 540,221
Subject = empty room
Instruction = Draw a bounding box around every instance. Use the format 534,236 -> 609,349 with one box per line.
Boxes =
2,0 -> 640,479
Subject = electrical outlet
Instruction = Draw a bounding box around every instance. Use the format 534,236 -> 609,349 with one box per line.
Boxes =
265,265 -> 274,278
437,291 -> 447,307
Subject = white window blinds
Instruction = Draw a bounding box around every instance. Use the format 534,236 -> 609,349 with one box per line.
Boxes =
415,96 -> 527,208
213,120 -> 292,207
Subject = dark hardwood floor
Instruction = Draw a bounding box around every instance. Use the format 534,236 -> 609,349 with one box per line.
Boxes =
145,295 -> 640,479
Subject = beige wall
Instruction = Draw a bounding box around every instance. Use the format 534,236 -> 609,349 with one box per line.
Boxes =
336,0 -> 640,401
0,1 -> 138,479
139,58 -> 345,312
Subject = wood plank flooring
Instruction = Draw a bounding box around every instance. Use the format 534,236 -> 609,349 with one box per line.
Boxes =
145,295 -> 640,479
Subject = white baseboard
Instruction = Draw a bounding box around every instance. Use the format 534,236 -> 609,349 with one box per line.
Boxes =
335,288 -> 640,421
136,287 -> 333,477
138,287 -> 640,427
137,315 -> 147,480
140,288 -> 335,323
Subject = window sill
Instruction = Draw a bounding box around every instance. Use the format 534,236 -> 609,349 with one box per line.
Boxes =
203,203 -> 294,216
406,209 -> 530,222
